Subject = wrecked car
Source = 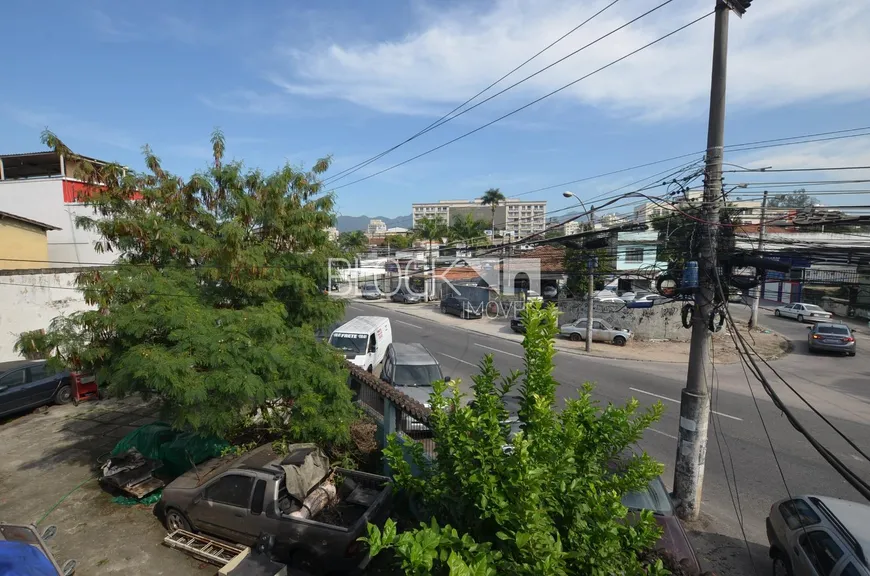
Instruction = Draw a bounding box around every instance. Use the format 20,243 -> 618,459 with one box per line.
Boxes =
155,443 -> 392,573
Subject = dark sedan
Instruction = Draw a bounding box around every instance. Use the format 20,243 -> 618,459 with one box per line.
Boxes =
391,288 -> 424,304
807,322 -> 856,356
440,295 -> 483,319
0,361 -> 73,418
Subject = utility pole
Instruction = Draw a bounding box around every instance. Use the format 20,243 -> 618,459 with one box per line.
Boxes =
748,190 -> 768,330
585,208 -> 596,352
673,0 -> 732,521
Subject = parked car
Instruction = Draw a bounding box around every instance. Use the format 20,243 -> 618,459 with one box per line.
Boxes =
775,303 -> 833,323
594,296 -> 625,305
619,292 -> 637,302
0,361 -> 73,419
156,444 -> 393,573
391,288 -> 423,304
626,294 -> 668,309
380,343 -> 450,433
510,312 -> 526,334
560,319 -> 632,346
727,289 -> 744,303
807,323 -> 856,356
361,284 -> 381,300
440,295 -> 483,319
766,494 -> 870,576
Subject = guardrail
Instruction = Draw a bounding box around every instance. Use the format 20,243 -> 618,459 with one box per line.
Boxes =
346,363 -> 436,462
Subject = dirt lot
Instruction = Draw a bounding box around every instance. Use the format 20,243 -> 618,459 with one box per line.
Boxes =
0,397 -> 210,575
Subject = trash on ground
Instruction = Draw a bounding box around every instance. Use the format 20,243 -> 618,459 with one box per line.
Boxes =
111,489 -> 163,506
164,529 -> 247,567
110,421 -> 228,477
99,448 -> 164,499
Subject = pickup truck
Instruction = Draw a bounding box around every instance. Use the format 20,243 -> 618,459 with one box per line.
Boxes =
155,445 -> 393,573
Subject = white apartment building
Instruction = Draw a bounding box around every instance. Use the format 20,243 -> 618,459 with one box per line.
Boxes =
633,190 -> 812,226
367,219 -> 387,237
412,198 -> 547,237
325,226 -> 339,242
562,221 -> 582,236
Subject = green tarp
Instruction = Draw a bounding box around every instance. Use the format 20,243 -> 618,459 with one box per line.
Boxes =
110,422 -> 229,477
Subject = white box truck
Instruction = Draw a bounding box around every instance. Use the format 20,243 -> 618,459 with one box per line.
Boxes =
328,316 -> 392,372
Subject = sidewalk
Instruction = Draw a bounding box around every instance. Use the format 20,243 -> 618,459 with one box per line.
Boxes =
353,298 -> 789,364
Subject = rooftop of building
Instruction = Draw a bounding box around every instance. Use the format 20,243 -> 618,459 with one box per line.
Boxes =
0,210 -> 62,231
0,150 -> 113,180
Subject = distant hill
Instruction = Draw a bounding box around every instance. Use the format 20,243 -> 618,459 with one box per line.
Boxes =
336,214 -> 412,232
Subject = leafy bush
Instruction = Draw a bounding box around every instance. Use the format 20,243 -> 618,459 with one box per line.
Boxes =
365,303 -> 667,575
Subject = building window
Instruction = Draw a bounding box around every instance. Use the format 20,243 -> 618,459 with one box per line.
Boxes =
625,248 -> 644,263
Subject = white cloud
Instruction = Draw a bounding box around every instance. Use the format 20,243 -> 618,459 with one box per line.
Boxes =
269,0 -> 870,119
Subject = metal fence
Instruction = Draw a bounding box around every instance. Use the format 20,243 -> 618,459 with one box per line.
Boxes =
346,363 -> 436,462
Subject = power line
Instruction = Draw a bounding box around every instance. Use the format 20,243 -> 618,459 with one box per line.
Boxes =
322,0 -> 623,185
329,10 -> 715,191
723,165 -> 870,173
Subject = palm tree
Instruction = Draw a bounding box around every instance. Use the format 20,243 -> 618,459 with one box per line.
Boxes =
338,230 -> 369,254
481,188 -> 505,244
449,213 -> 488,248
414,216 -> 449,267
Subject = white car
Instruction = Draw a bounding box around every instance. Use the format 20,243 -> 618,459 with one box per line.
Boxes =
594,297 -> 624,305
560,319 -> 633,346
774,303 -> 833,323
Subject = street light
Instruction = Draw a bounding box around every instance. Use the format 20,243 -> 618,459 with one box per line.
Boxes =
562,191 -> 594,225
564,191 -> 595,352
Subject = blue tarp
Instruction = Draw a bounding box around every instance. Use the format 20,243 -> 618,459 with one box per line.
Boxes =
0,541 -> 57,576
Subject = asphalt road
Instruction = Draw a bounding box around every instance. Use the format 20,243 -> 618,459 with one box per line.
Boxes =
344,300 -> 870,573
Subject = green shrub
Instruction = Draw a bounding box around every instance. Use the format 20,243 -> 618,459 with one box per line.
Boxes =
365,302 -> 668,575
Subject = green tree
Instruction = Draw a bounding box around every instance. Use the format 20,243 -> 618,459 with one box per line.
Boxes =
338,230 -> 369,254
365,303 -> 666,575
481,188 -> 506,239
386,233 -> 415,251
414,216 -> 449,263
564,246 -> 614,297
768,188 -> 818,209
27,130 -> 355,443
449,213 -> 488,247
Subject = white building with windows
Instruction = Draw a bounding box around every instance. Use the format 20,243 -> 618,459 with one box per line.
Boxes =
412,198 -> 547,237
367,219 -> 387,237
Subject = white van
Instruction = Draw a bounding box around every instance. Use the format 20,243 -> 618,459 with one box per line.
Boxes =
328,316 -> 392,372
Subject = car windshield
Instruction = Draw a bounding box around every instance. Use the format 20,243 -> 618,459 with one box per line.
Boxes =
621,478 -> 672,514
803,304 -> 824,312
818,325 -> 850,335
393,364 -> 442,386
363,285 -> 378,292
329,333 -> 368,353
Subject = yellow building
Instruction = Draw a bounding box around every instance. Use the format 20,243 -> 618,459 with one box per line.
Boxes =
0,211 -> 61,270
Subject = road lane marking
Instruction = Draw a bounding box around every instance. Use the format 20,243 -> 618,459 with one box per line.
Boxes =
348,306 -> 364,312
438,353 -> 478,367
474,343 -> 524,359
629,387 -> 743,421
647,428 -> 678,440
394,319 -> 423,329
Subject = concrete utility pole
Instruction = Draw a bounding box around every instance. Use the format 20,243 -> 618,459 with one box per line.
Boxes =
749,190 -> 768,330
673,0 -> 731,521
585,208 -> 595,352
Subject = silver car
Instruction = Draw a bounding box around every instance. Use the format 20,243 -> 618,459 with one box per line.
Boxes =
808,323 -> 856,356
766,494 -> 870,575
560,318 -> 632,346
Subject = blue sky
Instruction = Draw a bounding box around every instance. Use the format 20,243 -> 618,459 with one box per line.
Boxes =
2,0 -> 869,224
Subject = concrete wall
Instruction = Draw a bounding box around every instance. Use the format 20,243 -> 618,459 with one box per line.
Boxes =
0,219 -> 49,269
0,269 -> 94,362
558,300 -> 689,341
0,178 -> 113,267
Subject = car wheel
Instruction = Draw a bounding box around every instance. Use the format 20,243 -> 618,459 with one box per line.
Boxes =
441,305 -> 447,314
367,365 -> 373,373
613,336 -> 627,347
54,384 -> 73,405
164,508 -> 191,532
848,352 -> 856,357
771,553 -> 792,576
774,309 -> 781,317
570,333 -> 581,342
797,314 -> 804,323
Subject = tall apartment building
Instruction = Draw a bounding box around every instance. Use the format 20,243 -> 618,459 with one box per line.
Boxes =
367,219 -> 387,237
412,198 -> 547,237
